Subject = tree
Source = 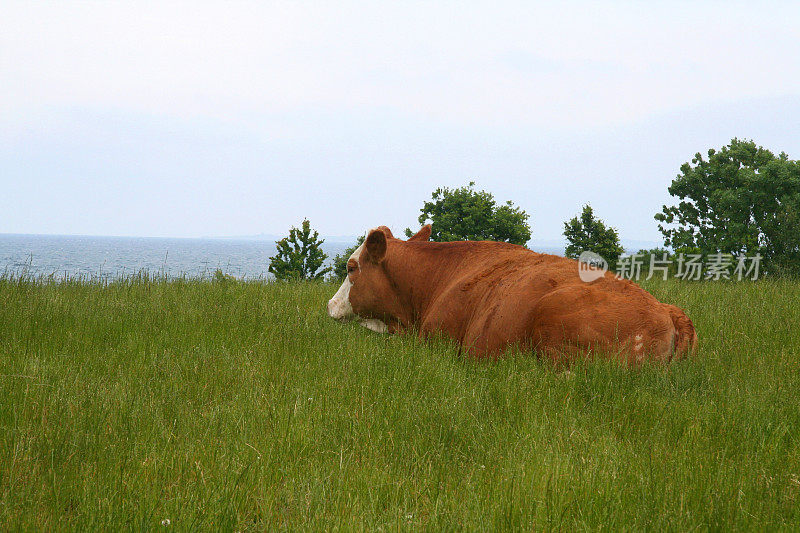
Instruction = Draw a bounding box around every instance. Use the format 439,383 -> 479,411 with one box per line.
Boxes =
634,247 -> 676,278
330,235 -> 365,281
407,181 -> 531,245
268,219 -> 332,281
563,204 -> 625,268
764,194 -> 800,276
654,138 -> 800,275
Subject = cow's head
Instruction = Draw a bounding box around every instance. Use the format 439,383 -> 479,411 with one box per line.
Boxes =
327,225 -> 432,333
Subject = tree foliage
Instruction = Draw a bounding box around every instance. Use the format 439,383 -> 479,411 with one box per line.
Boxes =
564,204 -> 625,268
268,219 -> 331,281
408,182 -> 531,245
330,235 -> 365,281
765,195 -> 800,276
655,138 -> 800,275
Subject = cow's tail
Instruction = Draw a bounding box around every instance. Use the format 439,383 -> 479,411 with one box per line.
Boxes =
666,304 -> 698,358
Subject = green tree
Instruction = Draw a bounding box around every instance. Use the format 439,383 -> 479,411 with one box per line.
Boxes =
764,194 -> 800,276
563,204 -> 625,268
330,235 -> 365,281
634,247 -> 676,278
268,219 -> 332,281
407,181 -> 531,245
654,138 -> 800,275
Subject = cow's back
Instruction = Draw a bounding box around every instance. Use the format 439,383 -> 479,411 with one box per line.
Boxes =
416,243 -> 695,360
419,246 -> 573,351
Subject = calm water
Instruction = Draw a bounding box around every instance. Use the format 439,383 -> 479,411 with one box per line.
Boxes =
0,234 -> 353,280
0,234 -> 566,280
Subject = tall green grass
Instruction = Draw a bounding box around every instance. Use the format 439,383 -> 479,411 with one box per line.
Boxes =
1,275 -> 799,530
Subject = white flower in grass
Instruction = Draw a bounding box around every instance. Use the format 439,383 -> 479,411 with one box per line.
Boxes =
161,519 -> 171,526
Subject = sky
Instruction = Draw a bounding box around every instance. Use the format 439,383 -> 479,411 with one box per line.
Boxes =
2,1 -> 800,243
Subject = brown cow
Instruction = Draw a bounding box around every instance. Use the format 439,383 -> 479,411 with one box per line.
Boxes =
327,225 -> 697,363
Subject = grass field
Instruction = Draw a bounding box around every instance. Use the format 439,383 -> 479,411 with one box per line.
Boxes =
1,275 -> 799,530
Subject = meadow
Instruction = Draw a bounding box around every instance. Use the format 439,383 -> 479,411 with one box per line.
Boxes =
1,275 -> 799,530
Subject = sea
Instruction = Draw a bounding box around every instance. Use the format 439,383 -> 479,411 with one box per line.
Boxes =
0,234 -> 566,280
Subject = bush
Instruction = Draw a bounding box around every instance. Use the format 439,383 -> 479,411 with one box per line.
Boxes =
268,219 -> 331,281
408,182 -> 531,245
563,204 -> 625,269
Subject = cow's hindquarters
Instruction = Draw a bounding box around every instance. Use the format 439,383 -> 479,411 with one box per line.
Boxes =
664,303 -> 698,357
525,285 -> 690,363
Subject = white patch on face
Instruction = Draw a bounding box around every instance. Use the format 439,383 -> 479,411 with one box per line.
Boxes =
327,276 -> 355,319
326,240 -> 389,334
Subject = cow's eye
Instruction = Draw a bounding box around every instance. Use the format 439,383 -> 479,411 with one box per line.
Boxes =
347,265 -> 356,273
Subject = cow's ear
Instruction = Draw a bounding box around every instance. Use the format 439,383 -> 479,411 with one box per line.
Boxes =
365,229 -> 387,262
376,225 -> 394,239
407,225 -> 432,242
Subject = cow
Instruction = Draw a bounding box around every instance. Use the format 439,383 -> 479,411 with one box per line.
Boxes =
327,225 -> 697,363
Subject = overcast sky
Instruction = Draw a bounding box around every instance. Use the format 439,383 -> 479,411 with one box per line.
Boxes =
2,1 -> 800,242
